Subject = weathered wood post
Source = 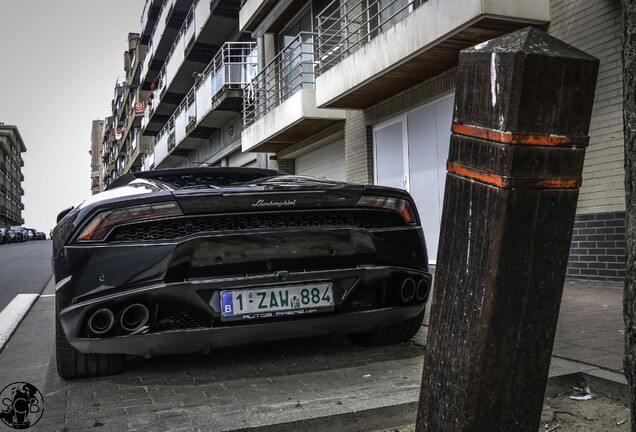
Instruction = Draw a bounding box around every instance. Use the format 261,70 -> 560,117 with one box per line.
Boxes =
416,27 -> 599,431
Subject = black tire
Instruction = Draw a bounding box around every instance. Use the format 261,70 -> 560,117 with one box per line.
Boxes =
55,303 -> 125,379
348,309 -> 425,347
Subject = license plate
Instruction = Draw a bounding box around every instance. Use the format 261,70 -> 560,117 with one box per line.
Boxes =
221,283 -> 334,317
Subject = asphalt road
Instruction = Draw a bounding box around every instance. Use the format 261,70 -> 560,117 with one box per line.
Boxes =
0,240 -> 52,311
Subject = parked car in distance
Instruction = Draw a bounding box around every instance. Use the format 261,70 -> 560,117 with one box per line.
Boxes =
52,167 -> 432,379
24,228 -> 37,241
36,231 -> 47,240
6,228 -> 17,243
9,226 -> 26,242
0,227 -> 10,244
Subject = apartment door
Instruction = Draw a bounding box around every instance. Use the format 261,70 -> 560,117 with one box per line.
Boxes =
373,94 -> 454,262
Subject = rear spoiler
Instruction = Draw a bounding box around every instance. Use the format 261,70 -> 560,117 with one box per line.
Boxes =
106,167 -> 286,190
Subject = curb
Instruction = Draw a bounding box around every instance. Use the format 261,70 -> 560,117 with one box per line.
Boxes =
223,366 -> 628,432
227,403 -> 418,432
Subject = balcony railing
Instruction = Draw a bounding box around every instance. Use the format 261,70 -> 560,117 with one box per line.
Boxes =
316,0 -> 425,75
204,42 -> 258,102
243,32 -> 316,127
142,151 -> 155,171
151,42 -> 257,151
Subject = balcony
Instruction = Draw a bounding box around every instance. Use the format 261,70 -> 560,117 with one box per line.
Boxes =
140,0 -> 195,90
140,0 -> 164,44
152,42 -> 257,168
142,150 -> 155,171
242,33 -> 346,153
142,1 -> 239,136
314,0 -> 549,109
239,0 -> 306,35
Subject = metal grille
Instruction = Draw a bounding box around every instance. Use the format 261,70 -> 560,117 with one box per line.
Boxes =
347,293 -> 378,311
108,211 -> 405,242
155,311 -> 209,330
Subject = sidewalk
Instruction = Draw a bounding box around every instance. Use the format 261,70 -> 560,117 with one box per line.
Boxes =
1,277 -> 627,432
552,279 -> 625,373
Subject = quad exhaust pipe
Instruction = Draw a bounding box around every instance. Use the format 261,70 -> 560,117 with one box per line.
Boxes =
398,277 -> 430,304
87,303 -> 150,335
416,279 -> 430,301
119,303 -> 150,332
400,278 -> 416,303
87,308 -> 115,335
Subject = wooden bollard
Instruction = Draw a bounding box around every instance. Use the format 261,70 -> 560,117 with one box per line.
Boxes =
416,27 -> 599,431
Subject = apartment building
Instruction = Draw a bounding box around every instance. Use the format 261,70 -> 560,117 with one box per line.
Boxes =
0,124 -> 26,226
94,0 -> 623,279
90,119 -> 104,195
97,33 -> 155,191
237,0 -> 625,280
137,0 -> 267,172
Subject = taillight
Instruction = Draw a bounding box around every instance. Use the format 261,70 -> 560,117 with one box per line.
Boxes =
356,195 -> 416,224
77,202 -> 183,241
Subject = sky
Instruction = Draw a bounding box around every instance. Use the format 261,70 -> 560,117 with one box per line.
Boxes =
0,0 -> 146,234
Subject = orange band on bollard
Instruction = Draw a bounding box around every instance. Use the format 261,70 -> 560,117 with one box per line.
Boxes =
446,162 -> 581,189
452,123 -> 589,147
447,162 -> 508,188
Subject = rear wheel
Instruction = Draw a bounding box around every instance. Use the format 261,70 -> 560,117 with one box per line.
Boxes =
55,303 -> 125,379
348,309 -> 425,346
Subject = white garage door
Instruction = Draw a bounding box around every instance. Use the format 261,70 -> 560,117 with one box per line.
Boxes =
373,94 -> 454,262
295,140 -> 346,181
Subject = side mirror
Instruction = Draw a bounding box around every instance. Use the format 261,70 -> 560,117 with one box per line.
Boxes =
57,206 -> 74,224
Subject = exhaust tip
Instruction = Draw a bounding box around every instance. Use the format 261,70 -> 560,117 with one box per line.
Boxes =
416,279 -> 430,301
400,278 -> 416,303
88,308 -> 115,335
120,303 -> 150,332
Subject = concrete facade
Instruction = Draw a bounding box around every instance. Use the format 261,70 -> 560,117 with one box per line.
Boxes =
94,0 -> 624,279
90,120 -> 104,195
0,124 -> 26,227
136,0 -> 266,173
238,0 -> 625,280
97,33 -> 153,191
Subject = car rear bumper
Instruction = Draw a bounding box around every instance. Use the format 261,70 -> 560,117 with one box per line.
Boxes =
68,304 -> 425,356
59,266 -> 431,356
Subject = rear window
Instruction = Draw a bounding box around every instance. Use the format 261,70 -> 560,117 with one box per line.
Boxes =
152,172 -> 274,189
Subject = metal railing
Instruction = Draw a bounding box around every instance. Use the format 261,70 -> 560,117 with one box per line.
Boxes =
316,0 -> 425,75
204,42 -> 258,102
152,42 -> 257,149
243,32 -> 317,127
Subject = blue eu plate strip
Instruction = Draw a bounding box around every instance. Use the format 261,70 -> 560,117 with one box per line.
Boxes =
222,291 -> 234,316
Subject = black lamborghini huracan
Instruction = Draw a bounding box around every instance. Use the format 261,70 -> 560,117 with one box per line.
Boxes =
52,167 -> 431,379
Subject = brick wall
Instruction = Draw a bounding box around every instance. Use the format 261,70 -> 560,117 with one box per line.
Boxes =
567,211 -> 626,280
548,0 -> 624,215
344,110 -> 373,184
548,0 -> 625,281
277,158 -> 295,174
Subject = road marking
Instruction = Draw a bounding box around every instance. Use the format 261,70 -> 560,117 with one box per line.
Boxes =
0,294 -> 39,352
39,294 -> 55,298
